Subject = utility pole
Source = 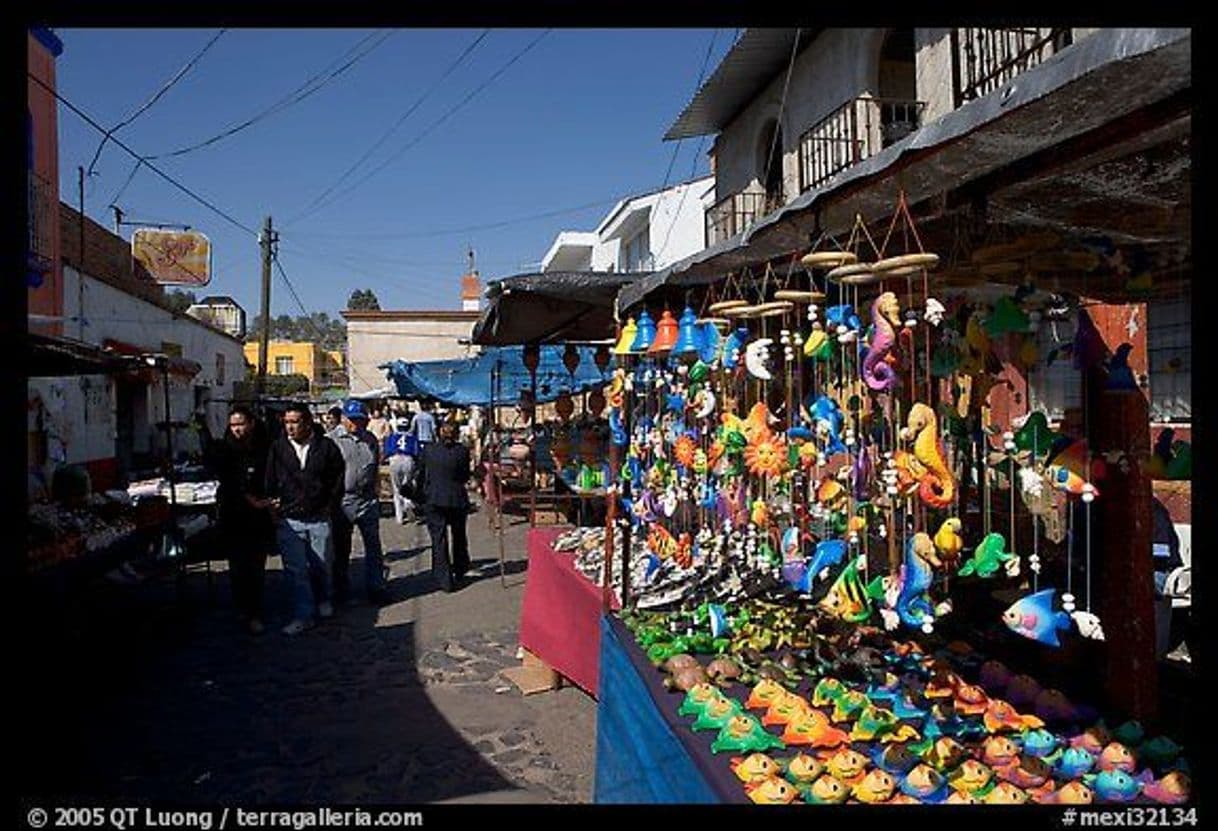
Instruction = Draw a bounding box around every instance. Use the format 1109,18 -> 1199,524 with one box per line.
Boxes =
256,216 -> 276,401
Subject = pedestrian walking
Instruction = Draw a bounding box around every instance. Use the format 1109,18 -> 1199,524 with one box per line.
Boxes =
384,423 -> 419,525
206,405 -> 273,635
263,403 -> 345,635
367,405 -> 392,444
415,420 -> 473,593
321,405 -> 342,434
328,399 -> 390,606
408,400 -> 437,449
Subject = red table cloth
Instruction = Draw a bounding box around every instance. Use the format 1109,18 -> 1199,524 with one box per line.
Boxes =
518,526 -> 619,698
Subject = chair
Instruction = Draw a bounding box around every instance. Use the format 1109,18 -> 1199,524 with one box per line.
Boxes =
1162,523 -> 1191,609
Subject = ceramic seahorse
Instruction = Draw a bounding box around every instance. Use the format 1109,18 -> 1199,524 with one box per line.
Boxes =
900,403 -> 955,509
862,292 -> 901,392
896,532 -> 941,629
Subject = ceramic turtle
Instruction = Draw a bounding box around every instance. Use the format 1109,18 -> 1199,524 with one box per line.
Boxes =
664,664 -> 709,692
706,655 -> 744,684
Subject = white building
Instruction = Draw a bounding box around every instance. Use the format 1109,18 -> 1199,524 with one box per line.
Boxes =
186,295 -> 247,339
27,204 -> 247,490
540,175 -> 714,273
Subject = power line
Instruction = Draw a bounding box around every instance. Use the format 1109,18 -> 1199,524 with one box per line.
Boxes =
86,28 -> 227,178
146,29 -> 395,161
761,28 -> 802,201
659,29 -> 719,191
289,29 -> 491,224
275,242 -> 460,306
285,29 -> 552,226
30,72 -> 258,238
272,253 -> 385,391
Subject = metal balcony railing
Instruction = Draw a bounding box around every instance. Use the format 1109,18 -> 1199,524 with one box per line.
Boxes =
705,189 -> 768,247
797,95 -> 926,193
951,27 -> 1073,108
27,171 -> 54,275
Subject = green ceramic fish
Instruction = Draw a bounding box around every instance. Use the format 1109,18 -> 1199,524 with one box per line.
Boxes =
711,714 -> 787,754
1139,736 -> 1183,769
812,677 -> 847,707
691,696 -> 744,731
678,683 -> 726,718
958,532 -> 1016,578
831,690 -> 870,723
850,705 -> 899,741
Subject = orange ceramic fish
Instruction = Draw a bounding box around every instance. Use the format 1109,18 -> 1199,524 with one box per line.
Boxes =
1034,781 -> 1095,805
851,768 -> 896,804
1098,742 -> 1137,773
731,753 -> 781,784
995,754 -> 1052,789
984,699 -> 1044,733
945,790 -> 980,804
982,735 -> 1021,769
887,793 -> 923,805
746,679 -> 788,710
761,692 -> 812,727
923,671 -> 960,700
781,710 -> 850,748
746,775 -> 799,805
953,683 -> 991,716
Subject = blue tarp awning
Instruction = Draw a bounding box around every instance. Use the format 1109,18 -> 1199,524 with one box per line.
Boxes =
380,345 -> 610,408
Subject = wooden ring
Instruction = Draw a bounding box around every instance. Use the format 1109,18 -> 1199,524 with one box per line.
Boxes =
774,289 -> 826,302
697,317 -> 731,327
722,304 -> 760,318
753,300 -> 795,313
873,252 -> 940,272
708,299 -> 749,313
801,251 -> 858,269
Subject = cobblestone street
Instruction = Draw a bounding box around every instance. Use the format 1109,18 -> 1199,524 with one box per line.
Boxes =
18,506 -> 597,804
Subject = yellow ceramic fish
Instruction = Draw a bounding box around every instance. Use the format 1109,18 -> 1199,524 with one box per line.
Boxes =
948,759 -> 995,795
805,774 -> 850,804
878,723 -> 922,744
982,736 -> 1020,769
782,711 -> 850,748
731,753 -> 781,784
984,781 -> 1030,804
784,753 -> 824,784
851,768 -> 896,804
824,748 -> 869,785
761,692 -> 812,727
747,775 -> 799,805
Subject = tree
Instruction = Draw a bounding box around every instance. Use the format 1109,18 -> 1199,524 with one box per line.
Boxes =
347,289 -> 381,311
166,289 -> 197,313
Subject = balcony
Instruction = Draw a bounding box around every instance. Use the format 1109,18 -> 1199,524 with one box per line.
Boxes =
951,28 -> 1073,108
798,95 -> 926,193
27,171 -> 54,281
705,189 -> 770,247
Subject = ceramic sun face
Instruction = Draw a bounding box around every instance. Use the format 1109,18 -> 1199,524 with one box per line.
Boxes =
673,434 -> 697,468
744,434 -> 788,477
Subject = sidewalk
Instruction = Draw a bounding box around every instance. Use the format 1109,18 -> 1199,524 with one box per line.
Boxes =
17,503 -> 597,804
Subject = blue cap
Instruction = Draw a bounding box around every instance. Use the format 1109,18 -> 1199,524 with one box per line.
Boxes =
342,399 -> 369,420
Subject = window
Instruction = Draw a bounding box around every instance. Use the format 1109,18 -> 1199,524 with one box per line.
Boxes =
1148,297 -> 1190,422
620,228 -> 651,272
275,356 -> 294,375
1028,314 -> 1082,422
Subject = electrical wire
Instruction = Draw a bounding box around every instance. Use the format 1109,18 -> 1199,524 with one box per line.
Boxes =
659,29 -> 719,192
286,29 -> 552,226
290,29 -> 492,224
29,72 -> 258,238
146,29 -> 395,161
761,28 -> 802,198
87,29 -> 227,178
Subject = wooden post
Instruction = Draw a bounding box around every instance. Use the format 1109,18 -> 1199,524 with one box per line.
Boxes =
1084,303 -> 1158,723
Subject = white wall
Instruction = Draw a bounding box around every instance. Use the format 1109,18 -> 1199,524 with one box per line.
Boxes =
27,374 -> 115,468
346,317 -> 477,396
60,265 -> 247,445
713,29 -> 888,205
647,179 -> 713,269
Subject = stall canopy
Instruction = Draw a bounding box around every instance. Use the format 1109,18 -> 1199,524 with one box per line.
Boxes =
473,271 -> 649,346
28,333 -> 135,377
381,345 -> 610,408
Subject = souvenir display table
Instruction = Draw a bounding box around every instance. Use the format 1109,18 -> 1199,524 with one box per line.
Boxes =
518,526 -> 620,697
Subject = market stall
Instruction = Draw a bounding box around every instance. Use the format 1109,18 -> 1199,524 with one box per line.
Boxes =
585,180 -> 1192,804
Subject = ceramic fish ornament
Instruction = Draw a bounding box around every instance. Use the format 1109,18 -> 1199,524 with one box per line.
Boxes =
1003,588 -> 1074,647
783,753 -> 825,785
691,695 -> 745,732
823,748 -> 869,786
802,774 -> 851,804
1097,742 -> 1137,773
1085,769 -> 1142,803
731,752 -> 782,783
1035,781 -> 1095,805
781,709 -> 850,748
745,775 -> 799,804
711,714 -> 787,754
1142,771 -> 1190,805
984,700 -> 1045,733
899,763 -> 949,803
1055,747 -> 1097,779
852,768 -> 897,803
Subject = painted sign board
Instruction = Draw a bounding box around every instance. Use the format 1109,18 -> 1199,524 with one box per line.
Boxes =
131,228 -> 212,286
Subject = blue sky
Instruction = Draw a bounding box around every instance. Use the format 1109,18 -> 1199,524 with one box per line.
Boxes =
54,28 -> 736,319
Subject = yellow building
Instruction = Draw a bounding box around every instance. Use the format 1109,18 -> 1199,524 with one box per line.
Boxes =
243,341 -> 345,392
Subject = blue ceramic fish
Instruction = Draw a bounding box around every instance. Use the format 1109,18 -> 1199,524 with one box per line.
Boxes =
872,744 -> 920,776
722,327 -> 750,370
1003,588 -> 1073,647
826,304 -> 861,332
707,603 -> 731,638
890,697 -> 928,721
1023,729 -> 1060,759
806,394 -> 847,456
1056,747 -> 1096,779
781,526 -> 805,561
1087,769 -> 1142,802
806,539 -> 849,585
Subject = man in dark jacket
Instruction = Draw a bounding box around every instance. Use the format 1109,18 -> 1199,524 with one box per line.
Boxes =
416,421 -> 472,592
264,403 -> 346,635
207,405 -> 272,635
